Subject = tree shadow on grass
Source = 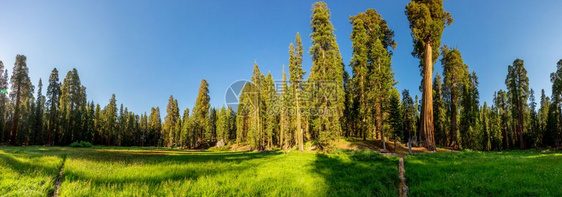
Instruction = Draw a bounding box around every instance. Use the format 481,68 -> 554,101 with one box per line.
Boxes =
311,150 -> 398,197
1,147 -> 283,193
0,150 -> 62,175
60,150 -> 282,187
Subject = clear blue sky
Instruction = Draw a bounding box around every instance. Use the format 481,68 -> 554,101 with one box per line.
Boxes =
1,0 -> 562,115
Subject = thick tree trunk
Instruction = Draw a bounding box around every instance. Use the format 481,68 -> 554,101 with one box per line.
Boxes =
421,41 -> 436,151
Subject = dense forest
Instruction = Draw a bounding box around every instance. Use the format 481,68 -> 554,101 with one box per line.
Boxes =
1,0 -> 561,151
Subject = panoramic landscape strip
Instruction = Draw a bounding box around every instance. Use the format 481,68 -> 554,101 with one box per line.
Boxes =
1,0 -> 562,196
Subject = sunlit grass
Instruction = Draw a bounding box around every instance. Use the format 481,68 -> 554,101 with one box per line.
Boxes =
0,148 -> 63,197
405,150 -> 562,196
0,146 -> 398,197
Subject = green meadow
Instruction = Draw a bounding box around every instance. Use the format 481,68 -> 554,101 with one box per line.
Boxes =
406,150 -> 562,196
0,147 -> 398,197
1,146 -> 562,196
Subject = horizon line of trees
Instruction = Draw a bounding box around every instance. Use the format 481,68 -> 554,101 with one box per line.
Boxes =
1,1 -> 561,150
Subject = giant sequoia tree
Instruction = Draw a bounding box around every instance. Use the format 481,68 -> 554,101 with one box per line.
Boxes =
506,59 -> 529,149
405,0 -> 452,150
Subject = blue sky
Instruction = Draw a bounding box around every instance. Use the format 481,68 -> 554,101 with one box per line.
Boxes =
1,0 -> 561,115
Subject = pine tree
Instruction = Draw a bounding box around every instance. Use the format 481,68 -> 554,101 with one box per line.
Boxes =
433,72 -> 447,146
279,65 -> 291,149
495,89 -> 510,149
309,2 -> 345,148
163,95 -> 180,147
180,108 -> 190,147
0,62 -> 8,143
264,72 -> 278,149
94,104 -> 102,144
236,82 -> 253,144
46,68 -> 60,145
9,55 -> 32,145
489,94 -> 504,150
342,70 -> 356,138
289,33 -> 305,152
174,110 -> 182,147
441,46 -> 469,148
538,89 -> 550,146
22,90 -> 34,145
105,94 -> 118,146
206,107 -> 216,143
414,95 -> 420,144
349,16 -> 370,141
481,102 -> 491,150
402,90 -> 416,147
58,69 -> 86,144
460,71 -> 480,149
506,59 -> 529,149
405,0 -> 453,151
84,102 -> 94,143
33,79 -> 45,144
148,107 -> 162,146
226,106 -> 235,140
351,9 -> 396,148
140,112 -> 148,146
248,63 -> 265,150
216,106 -> 228,143
117,104 -> 125,145
388,88 -> 402,152
528,89 -> 539,148
192,79 -> 210,147
548,60 -> 562,147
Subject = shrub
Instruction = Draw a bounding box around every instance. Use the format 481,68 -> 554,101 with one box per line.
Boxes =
69,141 -> 93,148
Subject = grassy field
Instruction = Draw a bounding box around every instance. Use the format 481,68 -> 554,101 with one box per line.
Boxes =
406,150 -> 562,196
0,148 -> 63,196
2,146 -> 562,197
0,146 -> 398,197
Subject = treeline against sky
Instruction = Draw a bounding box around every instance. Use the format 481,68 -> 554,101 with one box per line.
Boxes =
1,1 -> 561,150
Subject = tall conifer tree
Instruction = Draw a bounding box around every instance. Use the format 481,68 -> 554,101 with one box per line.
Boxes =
405,0 -> 453,150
